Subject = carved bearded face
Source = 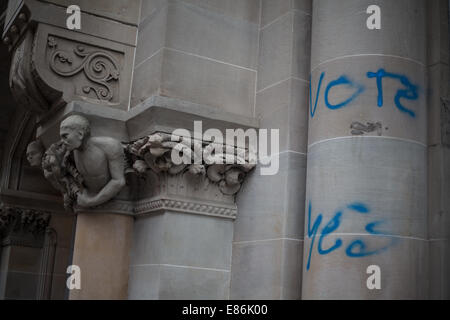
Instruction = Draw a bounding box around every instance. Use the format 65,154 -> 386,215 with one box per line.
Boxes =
60,127 -> 84,151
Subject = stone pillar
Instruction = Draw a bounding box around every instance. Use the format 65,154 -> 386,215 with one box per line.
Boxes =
303,0 -> 428,299
127,135 -> 255,299
69,213 -> 133,300
129,0 -> 261,299
230,0 -> 312,299
427,0 -> 450,300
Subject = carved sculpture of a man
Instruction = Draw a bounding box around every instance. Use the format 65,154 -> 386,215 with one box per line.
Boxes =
26,141 -> 44,167
59,115 -> 125,208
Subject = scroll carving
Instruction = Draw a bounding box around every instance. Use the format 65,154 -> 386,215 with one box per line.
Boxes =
48,37 -> 120,102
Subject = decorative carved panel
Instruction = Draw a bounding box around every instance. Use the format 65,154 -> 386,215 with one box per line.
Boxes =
5,2 -> 136,113
45,35 -> 121,104
0,205 -> 51,246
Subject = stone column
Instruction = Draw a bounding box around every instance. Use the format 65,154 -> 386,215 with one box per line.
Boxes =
230,0 -> 312,300
129,0 -> 261,299
303,0 -> 428,299
126,131 -> 255,299
427,0 -> 450,300
69,212 -> 133,300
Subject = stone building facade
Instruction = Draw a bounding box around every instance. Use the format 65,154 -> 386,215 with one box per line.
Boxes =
0,0 -> 449,300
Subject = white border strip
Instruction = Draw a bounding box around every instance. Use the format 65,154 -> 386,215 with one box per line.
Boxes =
234,238 -> 303,245
131,263 -> 230,273
311,54 -> 426,72
308,136 -> 427,150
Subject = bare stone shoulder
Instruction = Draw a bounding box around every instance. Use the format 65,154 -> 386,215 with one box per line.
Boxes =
90,136 -> 124,159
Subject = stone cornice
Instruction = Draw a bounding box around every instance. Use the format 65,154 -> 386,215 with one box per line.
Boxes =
134,197 -> 237,220
72,197 -> 237,220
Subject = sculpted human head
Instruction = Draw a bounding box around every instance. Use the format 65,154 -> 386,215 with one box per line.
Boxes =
60,115 -> 91,151
26,141 -> 44,167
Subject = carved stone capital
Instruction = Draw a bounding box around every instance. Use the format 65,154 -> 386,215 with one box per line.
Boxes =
37,130 -> 255,217
125,132 -> 256,196
0,204 -> 52,246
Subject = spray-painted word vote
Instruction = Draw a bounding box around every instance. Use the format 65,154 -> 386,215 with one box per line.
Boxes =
309,69 -> 419,119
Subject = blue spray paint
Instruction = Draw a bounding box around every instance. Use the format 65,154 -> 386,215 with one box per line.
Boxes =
365,220 -> 387,235
346,218 -> 393,258
310,72 -> 325,118
345,240 -> 388,258
306,202 -> 322,271
367,68 -> 418,118
347,202 -> 370,214
317,211 -> 343,255
324,75 -> 365,110
309,68 -> 419,118
306,201 -> 396,270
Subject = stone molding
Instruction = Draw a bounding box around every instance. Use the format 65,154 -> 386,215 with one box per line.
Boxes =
134,197 -> 237,219
74,197 -> 237,220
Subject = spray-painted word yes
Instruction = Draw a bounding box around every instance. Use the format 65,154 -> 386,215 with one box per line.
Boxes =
306,202 -> 395,271
310,69 -> 419,118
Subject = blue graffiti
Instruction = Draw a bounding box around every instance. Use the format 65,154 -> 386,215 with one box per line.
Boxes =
346,220 -> 392,258
347,202 -> 370,214
367,69 -> 418,118
306,201 -> 395,270
310,72 -> 325,118
317,211 -> 343,255
309,68 -> 419,118
324,76 -> 365,110
306,202 -> 323,271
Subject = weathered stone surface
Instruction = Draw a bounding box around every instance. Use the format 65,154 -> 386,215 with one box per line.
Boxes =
230,239 -> 303,300
310,0 -> 427,69
69,213 -> 133,300
43,0 -> 141,26
306,138 -> 427,238
128,211 -> 233,299
302,235 -> 428,299
234,152 -> 306,242
257,78 -> 309,153
165,1 -> 259,69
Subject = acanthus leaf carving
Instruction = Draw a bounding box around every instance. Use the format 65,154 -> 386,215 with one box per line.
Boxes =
124,132 -> 256,196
